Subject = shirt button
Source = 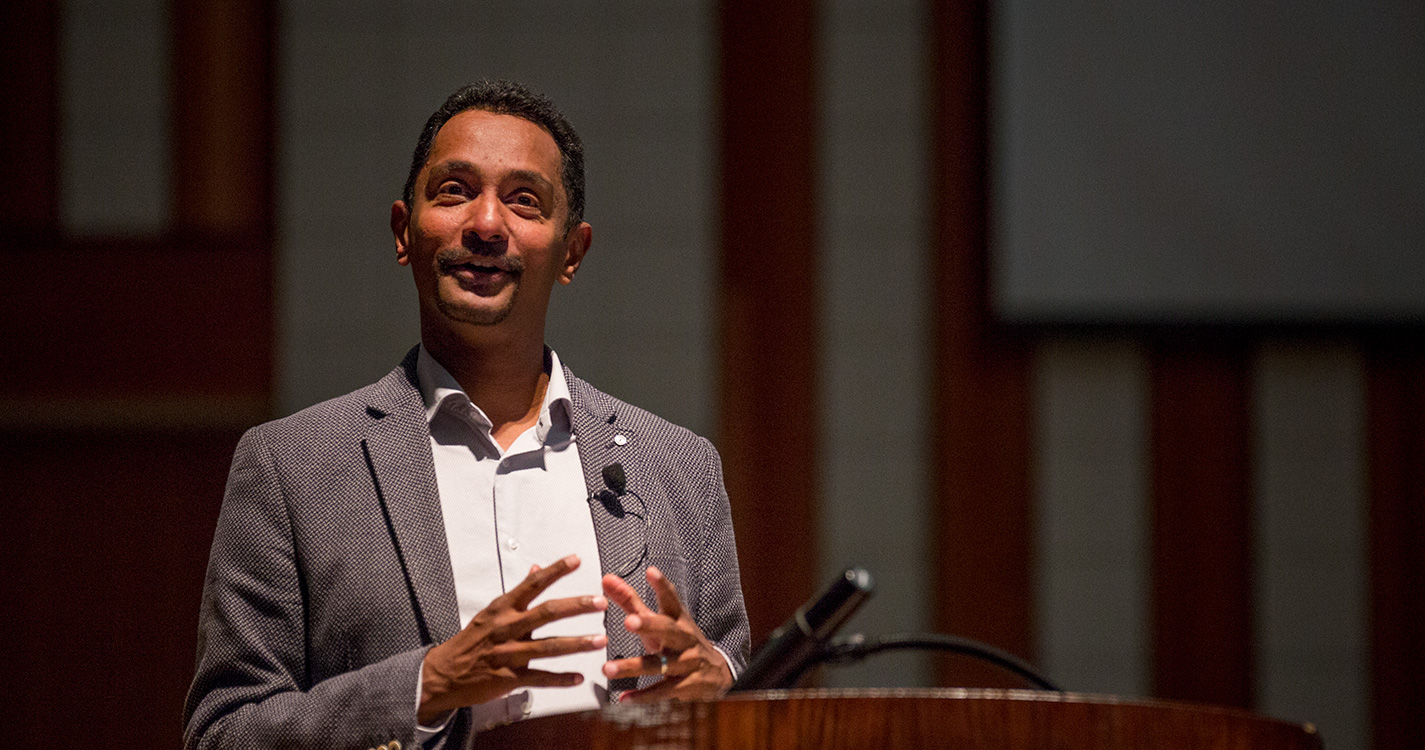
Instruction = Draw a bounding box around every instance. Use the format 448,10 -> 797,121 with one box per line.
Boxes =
507,538 -> 519,550
614,434 -> 628,446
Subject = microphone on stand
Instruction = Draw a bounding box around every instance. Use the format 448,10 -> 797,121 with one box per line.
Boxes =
731,567 -> 874,691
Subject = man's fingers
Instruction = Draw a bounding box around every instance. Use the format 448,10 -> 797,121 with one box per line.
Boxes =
623,611 -> 682,644
624,611 -> 673,636
516,669 -> 587,689
496,594 -> 608,641
601,573 -> 654,617
617,672 -> 706,704
601,649 -> 697,680
502,554 -> 580,610
491,633 -> 608,666
616,650 -> 730,704
646,566 -> 685,620
603,569 -> 686,621
601,654 -> 662,680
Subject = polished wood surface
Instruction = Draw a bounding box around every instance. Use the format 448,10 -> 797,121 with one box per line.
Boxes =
479,689 -> 1324,750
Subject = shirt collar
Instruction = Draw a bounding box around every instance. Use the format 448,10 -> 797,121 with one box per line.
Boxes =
416,344 -> 573,445
540,349 -> 574,443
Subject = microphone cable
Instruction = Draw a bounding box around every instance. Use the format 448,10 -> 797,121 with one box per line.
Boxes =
819,632 -> 1062,692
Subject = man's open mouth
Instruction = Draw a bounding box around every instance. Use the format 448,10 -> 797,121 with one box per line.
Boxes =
451,261 -> 507,275
438,255 -> 523,279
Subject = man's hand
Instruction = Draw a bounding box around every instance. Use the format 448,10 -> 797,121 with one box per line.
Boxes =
418,554 -> 607,724
600,566 -> 734,703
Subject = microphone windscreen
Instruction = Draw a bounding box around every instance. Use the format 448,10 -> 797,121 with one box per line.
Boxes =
730,567 -> 874,691
602,463 -> 627,495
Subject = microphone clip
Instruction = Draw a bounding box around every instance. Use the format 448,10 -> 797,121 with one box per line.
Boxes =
593,462 -> 631,518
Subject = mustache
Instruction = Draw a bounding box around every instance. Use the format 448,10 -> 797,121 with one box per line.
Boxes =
434,244 -> 524,274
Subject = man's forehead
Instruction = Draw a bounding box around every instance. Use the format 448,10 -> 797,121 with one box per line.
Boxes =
427,109 -> 561,171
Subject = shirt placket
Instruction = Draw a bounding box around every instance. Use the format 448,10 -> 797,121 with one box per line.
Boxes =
493,455 -> 518,592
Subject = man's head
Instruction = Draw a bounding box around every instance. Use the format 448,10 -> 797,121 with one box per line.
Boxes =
402,80 -> 585,230
392,83 -> 592,347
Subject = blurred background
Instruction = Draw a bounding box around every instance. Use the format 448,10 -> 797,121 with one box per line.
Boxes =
2,1 -> 1421,748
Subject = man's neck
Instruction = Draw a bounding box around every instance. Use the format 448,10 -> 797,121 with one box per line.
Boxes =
421,324 -> 549,450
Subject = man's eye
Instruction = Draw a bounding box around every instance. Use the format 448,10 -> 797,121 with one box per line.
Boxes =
437,182 -> 468,196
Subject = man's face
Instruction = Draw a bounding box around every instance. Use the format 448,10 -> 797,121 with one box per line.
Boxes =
393,109 -> 589,335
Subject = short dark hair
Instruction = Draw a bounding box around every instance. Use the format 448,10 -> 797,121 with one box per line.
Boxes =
402,80 -> 586,228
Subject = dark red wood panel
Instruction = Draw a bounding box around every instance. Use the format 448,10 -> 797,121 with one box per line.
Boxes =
0,1 -> 275,745
0,239 -> 272,400
0,430 -> 238,746
717,0 -> 821,645
0,0 -> 58,241
1366,341 -> 1425,750
930,0 -> 1037,686
1149,336 -> 1254,708
172,0 -> 275,238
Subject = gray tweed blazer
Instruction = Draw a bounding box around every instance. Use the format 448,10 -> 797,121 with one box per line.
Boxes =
183,348 -> 749,749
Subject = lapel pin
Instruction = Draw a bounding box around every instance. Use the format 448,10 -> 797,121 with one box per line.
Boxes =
613,434 -> 628,446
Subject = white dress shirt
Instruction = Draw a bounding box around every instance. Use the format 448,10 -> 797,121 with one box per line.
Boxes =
415,345 -> 607,736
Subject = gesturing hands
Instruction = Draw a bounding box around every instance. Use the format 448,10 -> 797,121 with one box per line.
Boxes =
418,554 -> 607,724
417,556 -> 730,722
600,566 -> 734,703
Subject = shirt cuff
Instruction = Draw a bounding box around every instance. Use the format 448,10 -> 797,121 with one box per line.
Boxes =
414,662 -> 454,740
710,643 -> 739,681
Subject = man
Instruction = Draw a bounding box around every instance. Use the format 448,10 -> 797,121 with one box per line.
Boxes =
184,80 -> 748,749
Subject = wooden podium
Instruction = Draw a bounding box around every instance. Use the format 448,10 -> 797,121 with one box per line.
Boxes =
479,688 -> 1324,749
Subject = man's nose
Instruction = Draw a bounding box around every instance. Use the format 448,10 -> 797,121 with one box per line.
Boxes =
463,193 -> 505,243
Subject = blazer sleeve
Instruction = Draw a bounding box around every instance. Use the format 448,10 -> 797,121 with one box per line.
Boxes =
183,426 -> 459,750
690,437 -> 752,675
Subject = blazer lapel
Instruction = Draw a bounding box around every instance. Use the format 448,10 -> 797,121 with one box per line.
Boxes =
568,371 -> 648,584
567,368 -> 652,680
362,351 -> 462,645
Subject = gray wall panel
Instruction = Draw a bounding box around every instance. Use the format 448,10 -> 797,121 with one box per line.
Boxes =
818,0 -> 933,688
60,0 -> 170,235
1253,342 -> 1368,750
1033,337 -> 1150,696
992,0 -> 1425,322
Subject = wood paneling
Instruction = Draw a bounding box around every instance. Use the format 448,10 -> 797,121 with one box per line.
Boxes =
0,0 -> 58,240
0,429 -> 238,744
930,0 -> 1037,687
0,1 -> 274,745
483,689 -> 1324,750
717,0 -> 821,644
1149,336 -> 1254,708
1366,341 -> 1425,750
172,0 -> 274,238
0,237 -> 271,401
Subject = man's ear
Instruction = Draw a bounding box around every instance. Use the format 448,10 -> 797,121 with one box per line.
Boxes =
559,222 -> 592,285
391,200 -> 412,266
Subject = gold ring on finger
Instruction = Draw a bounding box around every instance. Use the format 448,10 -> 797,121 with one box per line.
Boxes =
658,653 -> 669,676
